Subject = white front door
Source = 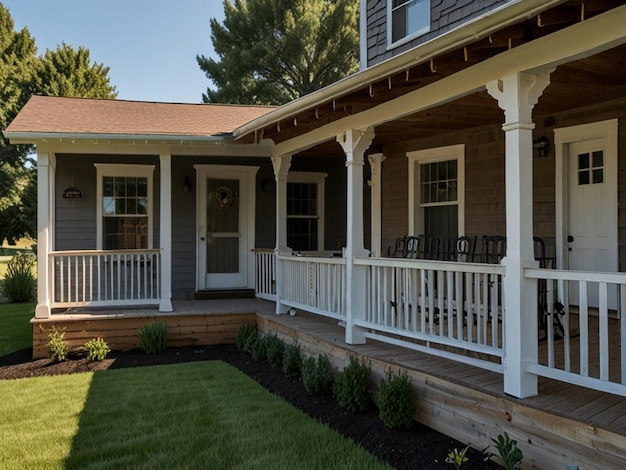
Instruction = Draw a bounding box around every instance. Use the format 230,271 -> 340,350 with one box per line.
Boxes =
195,165 -> 258,290
566,136 -> 618,308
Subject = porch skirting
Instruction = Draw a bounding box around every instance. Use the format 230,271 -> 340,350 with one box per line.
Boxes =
32,311 -> 256,359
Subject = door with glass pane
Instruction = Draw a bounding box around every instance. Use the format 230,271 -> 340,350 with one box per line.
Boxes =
196,166 -> 256,289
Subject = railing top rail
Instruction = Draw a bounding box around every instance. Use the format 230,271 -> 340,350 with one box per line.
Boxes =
251,248 -> 276,253
359,256 -> 504,274
525,267 -> 626,283
278,254 -> 346,265
50,249 -> 161,256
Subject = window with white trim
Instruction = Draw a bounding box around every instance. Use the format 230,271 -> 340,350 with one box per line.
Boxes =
95,164 -> 155,250
407,145 -> 465,240
389,0 -> 430,45
287,172 -> 326,252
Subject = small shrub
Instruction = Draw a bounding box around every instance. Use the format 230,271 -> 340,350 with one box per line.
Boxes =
84,337 -> 110,361
2,251 -> 36,303
250,335 -> 267,361
282,342 -> 302,378
301,354 -> 334,396
333,356 -> 372,413
243,333 -> 259,354
139,320 -> 169,354
235,323 -> 256,352
265,334 -> 285,367
47,326 -> 70,362
445,446 -> 469,469
490,433 -> 523,470
377,370 -> 414,429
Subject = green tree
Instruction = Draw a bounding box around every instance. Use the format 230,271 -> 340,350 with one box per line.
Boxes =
0,4 -> 117,245
197,0 -> 359,105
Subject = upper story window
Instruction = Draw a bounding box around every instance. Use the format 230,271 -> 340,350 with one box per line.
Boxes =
389,0 -> 430,45
95,164 -> 155,250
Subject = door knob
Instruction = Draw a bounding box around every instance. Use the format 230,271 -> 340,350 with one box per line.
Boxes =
567,235 -> 574,243
200,237 -> 205,241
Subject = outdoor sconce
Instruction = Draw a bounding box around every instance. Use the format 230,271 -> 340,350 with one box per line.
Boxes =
261,176 -> 274,193
183,176 -> 192,192
533,136 -> 550,157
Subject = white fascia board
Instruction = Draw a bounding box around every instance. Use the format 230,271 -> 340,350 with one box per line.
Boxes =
271,4 -> 626,157
4,131 -> 233,144
233,0 -> 566,140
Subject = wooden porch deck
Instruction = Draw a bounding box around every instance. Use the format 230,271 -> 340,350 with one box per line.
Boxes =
254,303 -> 626,469
37,298 -> 626,468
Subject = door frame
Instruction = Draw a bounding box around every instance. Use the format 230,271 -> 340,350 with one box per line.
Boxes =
194,164 -> 259,290
554,119 -> 619,271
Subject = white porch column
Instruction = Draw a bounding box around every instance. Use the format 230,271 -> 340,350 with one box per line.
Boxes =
272,154 -> 292,314
159,153 -> 173,312
487,71 -> 551,398
338,128 -> 374,344
35,151 -> 55,319
368,153 -> 385,257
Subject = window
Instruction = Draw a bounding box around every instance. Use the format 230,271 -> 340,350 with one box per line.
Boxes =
577,150 -> 604,185
287,172 -> 326,252
95,164 -> 155,250
389,0 -> 430,45
407,145 -> 465,240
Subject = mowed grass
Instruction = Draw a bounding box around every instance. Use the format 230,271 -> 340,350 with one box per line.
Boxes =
0,361 -> 391,470
0,302 -> 35,356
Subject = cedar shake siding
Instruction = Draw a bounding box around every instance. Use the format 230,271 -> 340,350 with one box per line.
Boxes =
366,0 -> 512,67
380,96 -> 626,272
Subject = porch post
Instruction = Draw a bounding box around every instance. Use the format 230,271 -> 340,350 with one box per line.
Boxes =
487,71 -> 551,398
35,151 -> 55,319
338,128 -> 374,344
159,153 -> 173,312
272,154 -> 292,314
368,153 -> 385,257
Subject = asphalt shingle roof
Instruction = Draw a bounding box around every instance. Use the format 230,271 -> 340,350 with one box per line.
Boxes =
5,95 -> 276,138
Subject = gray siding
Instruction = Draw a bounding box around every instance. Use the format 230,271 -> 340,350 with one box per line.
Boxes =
55,154 -> 161,251
55,153 -> 361,300
366,0 -> 512,67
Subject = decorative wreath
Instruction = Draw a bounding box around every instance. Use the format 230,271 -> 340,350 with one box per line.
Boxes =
214,185 -> 236,209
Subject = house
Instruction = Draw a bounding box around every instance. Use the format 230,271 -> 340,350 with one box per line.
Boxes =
6,0 -> 626,467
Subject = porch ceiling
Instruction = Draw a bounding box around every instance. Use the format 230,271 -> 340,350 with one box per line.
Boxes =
236,0 -> 626,158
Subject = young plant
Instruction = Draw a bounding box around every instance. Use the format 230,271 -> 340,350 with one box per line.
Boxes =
282,342 -> 302,378
301,354 -> 334,396
250,335 -> 267,361
2,251 -> 36,303
377,369 -> 414,429
333,356 -> 372,413
235,323 -> 256,352
84,337 -> 111,361
265,334 -> 285,367
47,325 -> 70,362
138,320 -> 169,354
491,433 -> 523,470
445,446 -> 469,469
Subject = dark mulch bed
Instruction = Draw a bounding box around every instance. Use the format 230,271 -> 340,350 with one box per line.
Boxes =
0,345 -> 502,469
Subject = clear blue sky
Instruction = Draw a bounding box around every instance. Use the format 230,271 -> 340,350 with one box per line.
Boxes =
3,0 -> 225,103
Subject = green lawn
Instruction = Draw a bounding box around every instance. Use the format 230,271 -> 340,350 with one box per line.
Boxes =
0,361 -> 391,470
0,302 -> 34,356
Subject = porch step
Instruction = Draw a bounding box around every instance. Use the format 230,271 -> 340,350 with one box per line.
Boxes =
193,289 -> 256,300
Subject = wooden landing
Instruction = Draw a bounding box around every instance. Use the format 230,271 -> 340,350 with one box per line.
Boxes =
256,308 -> 626,470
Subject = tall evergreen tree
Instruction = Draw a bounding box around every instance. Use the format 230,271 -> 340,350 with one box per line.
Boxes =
0,4 -> 117,245
197,0 -> 359,105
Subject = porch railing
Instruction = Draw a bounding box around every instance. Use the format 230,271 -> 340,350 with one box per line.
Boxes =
49,249 -> 161,308
356,257 -> 505,373
253,249 -> 276,301
277,254 -> 346,321
525,267 -> 626,396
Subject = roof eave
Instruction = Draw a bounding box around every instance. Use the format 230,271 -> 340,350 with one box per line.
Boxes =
4,131 -> 235,145
233,0 -> 566,140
